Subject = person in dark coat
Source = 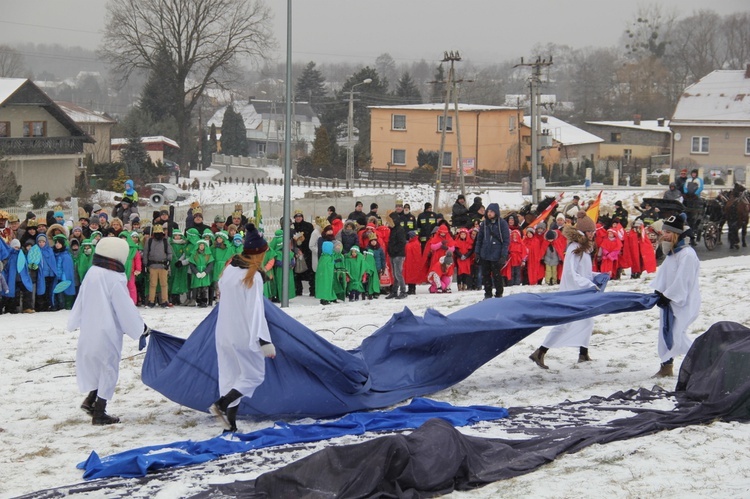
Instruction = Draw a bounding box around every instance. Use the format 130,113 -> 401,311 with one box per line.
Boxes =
467,196 -> 483,216
291,210 -> 315,296
416,202 -> 437,249
474,202 -> 510,299
400,203 -> 417,232
386,218 -> 408,299
366,203 -> 382,223
190,208 -> 210,235
451,194 -> 470,228
347,201 -> 368,228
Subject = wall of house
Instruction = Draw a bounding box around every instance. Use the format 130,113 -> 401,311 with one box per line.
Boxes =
584,124 -> 669,159
370,108 -> 519,175
672,126 -> 750,169
7,155 -> 79,200
0,106 -> 70,137
84,123 -> 113,164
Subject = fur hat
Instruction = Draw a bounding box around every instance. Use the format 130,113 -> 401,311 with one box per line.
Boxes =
662,215 -> 684,234
243,223 -> 268,254
575,211 -> 596,232
95,237 -> 129,265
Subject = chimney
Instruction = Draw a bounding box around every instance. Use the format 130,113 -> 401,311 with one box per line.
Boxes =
745,63 -> 750,79
657,118 -> 665,127
633,114 -> 641,126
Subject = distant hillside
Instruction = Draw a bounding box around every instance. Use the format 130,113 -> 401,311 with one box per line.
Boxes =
14,42 -> 107,81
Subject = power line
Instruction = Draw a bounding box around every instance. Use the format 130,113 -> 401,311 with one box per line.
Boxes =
0,19 -> 102,35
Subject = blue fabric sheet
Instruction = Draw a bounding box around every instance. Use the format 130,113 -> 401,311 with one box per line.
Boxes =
142,286 -> 658,420
78,398 -> 509,479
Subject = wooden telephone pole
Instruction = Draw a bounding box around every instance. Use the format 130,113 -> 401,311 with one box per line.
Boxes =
434,51 -> 461,210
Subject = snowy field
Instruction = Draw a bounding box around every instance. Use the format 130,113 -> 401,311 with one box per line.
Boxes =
2,173 -> 750,497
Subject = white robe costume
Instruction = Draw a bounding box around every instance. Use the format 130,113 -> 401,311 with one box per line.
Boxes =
542,241 -> 598,349
68,266 -> 144,400
215,264 -> 272,408
651,245 -> 701,362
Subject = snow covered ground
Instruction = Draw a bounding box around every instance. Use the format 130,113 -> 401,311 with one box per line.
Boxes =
2,175 -> 749,498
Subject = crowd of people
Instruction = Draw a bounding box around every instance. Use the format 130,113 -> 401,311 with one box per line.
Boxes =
0,190 -> 668,313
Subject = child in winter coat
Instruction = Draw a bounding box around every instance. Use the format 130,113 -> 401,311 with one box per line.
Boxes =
169,230 -> 189,305
598,228 -> 622,279
332,240 -> 348,302
403,230 -> 427,295
543,230 -> 562,285
452,228 -> 474,291
211,231 -> 235,304
344,245 -> 366,301
364,233 -> 385,298
189,240 -> 214,307
121,231 -> 142,305
504,229 -> 526,286
315,240 -> 337,305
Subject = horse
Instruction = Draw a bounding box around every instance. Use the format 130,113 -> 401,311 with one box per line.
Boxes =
723,185 -> 750,250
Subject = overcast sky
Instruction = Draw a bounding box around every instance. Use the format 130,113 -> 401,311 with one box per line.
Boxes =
1,0 -> 748,67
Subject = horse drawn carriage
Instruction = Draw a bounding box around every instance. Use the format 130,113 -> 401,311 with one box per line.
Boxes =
641,196 -> 720,250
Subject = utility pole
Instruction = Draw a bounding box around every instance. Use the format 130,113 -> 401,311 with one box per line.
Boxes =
514,56 -> 553,204
452,78 -> 465,196
347,78 -> 372,188
434,50 -> 460,210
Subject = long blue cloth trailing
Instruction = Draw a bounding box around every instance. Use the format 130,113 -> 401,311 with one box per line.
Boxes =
141,284 -> 658,420
78,398 -> 509,479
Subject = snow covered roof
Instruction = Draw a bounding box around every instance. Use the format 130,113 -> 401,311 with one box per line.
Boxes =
207,100 -> 320,131
671,69 -> 750,126
0,78 -> 27,105
369,103 -> 516,112
585,120 -> 671,133
55,101 -> 117,124
111,136 -> 180,149
523,116 -> 604,146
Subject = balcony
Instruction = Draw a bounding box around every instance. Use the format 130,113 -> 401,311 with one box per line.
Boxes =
0,137 -> 86,156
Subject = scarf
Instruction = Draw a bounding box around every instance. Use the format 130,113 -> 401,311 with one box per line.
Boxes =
93,254 -> 125,273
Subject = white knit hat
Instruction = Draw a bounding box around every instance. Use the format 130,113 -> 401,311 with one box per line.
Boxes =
95,237 -> 129,265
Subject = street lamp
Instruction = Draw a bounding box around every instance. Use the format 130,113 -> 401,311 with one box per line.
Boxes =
347,78 -> 372,186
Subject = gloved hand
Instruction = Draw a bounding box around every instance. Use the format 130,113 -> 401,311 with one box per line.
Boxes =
139,324 -> 151,351
655,291 -> 670,309
175,260 -> 183,268
499,256 -> 507,267
261,343 -> 277,358
441,241 -> 448,251
196,272 -> 206,279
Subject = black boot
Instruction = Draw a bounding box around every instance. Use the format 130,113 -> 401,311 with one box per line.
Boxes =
578,346 -> 592,363
81,390 -> 97,415
92,397 -> 120,425
209,389 -> 243,431
225,405 -> 239,433
408,284 -> 416,295
385,291 -> 398,299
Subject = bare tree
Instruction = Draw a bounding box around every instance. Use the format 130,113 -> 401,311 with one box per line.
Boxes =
621,3 -> 677,60
0,45 -> 26,77
669,11 -> 723,83
722,12 -> 750,70
100,0 -> 274,168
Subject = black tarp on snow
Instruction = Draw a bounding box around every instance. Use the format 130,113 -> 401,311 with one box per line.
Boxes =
196,321 -> 750,498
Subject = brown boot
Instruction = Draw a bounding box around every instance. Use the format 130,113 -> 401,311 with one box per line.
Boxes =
529,348 -> 549,369
654,363 -> 673,378
578,347 -> 592,363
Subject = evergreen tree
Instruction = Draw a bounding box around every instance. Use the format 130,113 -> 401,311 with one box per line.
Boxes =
120,136 -> 149,176
220,105 -> 248,156
139,47 -> 180,123
295,61 -> 328,114
311,126 -> 331,168
430,64 -> 446,104
0,155 -> 22,206
343,67 -> 389,168
395,72 -> 422,105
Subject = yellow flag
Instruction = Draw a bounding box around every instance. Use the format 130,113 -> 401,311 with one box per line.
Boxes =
586,190 -> 603,222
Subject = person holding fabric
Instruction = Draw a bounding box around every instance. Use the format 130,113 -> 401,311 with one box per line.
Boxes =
210,224 -> 276,433
651,215 -> 701,377
68,237 -> 147,425
474,203 -> 510,299
529,212 -> 600,369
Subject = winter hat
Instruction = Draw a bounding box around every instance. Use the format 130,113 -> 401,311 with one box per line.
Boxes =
370,203 -> 378,210
10,239 -> 21,250
52,233 -> 67,244
321,240 -> 334,255
615,201 -> 623,207
99,213 -> 109,222
350,245 -> 360,253
54,210 -> 64,219
633,219 -> 644,227
575,211 -> 597,232
243,223 -> 268,254
662,215 -> 684,234
130,216 -> 141,224
537,221 -> 547,230
473,196 -> 482,204
121,196 -> 134,205
545,230 -> 557,241
214,214 -> 224,223
232,233 -> 243,244
95,237 -> 129,265
407,230 -> 418,239
525,226 -> 535,234
457,194 -> 465,201
92,204 -> 102,213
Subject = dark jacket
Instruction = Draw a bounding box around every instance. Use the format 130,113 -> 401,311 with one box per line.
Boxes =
416,210 -> 437,242
347,210 -> 367,228
387,223 -> 407,258
475,203 -> 510,262
451,200 -> 470,228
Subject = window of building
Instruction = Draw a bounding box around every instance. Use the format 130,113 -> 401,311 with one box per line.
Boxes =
509,116 -> 516,131
0,122 -> 9,137
391,149 -> 406,165
437,115 -> 453,132
257,143 -> 266,155
691,136 -> 709,154
623,149 -> 632,162
392,114 -> 406,130
84,124 -> 96,136
522,135 -> 531,145
745,137 -> 750,155
23,121 -> 47,137
610,132 -> 621,143
442,151 -> 453,167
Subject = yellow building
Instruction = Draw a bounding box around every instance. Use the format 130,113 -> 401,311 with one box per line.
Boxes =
369,104 -> 521,178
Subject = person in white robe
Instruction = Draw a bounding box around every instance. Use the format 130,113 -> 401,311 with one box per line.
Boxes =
210,223 -> 276,433
529,212 -> 600,369
68,237 -> 145,425
651,214 -> 701,377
